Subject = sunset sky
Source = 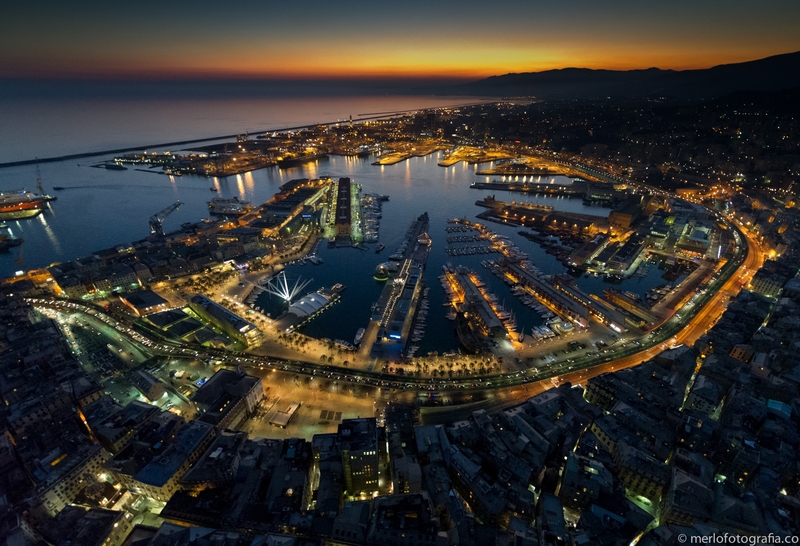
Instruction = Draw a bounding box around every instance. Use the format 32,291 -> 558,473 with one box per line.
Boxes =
2,0 -> 799,82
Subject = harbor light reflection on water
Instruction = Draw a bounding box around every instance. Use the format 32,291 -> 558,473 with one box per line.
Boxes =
1,152 -> 676,354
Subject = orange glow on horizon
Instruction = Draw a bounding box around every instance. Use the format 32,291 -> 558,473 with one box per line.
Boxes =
2,34 -> 796,81
2,50 -> 785,81
2,1 -> 798,83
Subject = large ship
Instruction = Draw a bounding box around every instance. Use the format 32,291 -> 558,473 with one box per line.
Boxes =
0,189 -> 56,220
207,196 -> 252,216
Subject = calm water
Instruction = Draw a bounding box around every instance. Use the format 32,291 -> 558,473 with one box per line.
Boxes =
0,95 -> 484,164
0,96 -> 675,353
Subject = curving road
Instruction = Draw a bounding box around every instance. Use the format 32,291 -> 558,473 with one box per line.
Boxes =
26,206 -> 758,399
24,156 -> 761,401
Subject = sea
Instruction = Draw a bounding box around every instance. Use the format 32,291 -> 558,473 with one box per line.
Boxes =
0,94 -> 682,354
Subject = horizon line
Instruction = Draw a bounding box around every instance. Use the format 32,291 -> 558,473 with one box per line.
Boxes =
3,49 -> 798,83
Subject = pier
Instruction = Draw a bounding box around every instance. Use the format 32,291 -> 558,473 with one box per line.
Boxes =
447,267 -> 507,338
372,152 -> 413,165
470,179 -> 617,198
501,261 -> 590,327
437,146 -> 515,167
372,142 -> 447,166
475,196 -> 609,235
474,157 -> 580,176
369,213 -> 431,358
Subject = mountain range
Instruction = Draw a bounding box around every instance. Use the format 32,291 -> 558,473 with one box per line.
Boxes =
429,51 -> 800,99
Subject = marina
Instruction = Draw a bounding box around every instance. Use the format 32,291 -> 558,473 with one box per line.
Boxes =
3,151 -> 696,355
369,213 -> 431,358
0,11 -> 786,545
360,192 -> 387,243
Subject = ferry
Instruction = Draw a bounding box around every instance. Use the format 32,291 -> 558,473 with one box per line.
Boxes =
0,188 -> 56,220
354,328 -> 365,345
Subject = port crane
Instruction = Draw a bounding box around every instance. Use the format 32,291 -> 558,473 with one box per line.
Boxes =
149,201 -> 182,237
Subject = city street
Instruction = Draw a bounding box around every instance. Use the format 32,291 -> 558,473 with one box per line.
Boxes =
24,206 -> 759,428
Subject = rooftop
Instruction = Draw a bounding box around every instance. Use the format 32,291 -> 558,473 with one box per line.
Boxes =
135,420 -> 215,488
338,418 -> 378,453
190,294 -> 257,335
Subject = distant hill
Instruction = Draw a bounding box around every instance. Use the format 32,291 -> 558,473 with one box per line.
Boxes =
429,51 -> 800,99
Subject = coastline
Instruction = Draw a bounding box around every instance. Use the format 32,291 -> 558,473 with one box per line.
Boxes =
0,98 -> 493,168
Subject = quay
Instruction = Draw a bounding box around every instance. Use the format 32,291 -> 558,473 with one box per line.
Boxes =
437,146 -> 515,167
474,157 -> 579,176
475,196 -> 609,235
277,153 -> 328,169
369,213 -> 431,358
373,152 -> 412,166
470,179 -> 622,202
446,266 -> 506,338
372,143 -> 447,166
475,195 -> 554,212
476,167 -> 568,176
437,156 -> 462,167
470,180 -> 581,195
387,212 -> 431,264
501,260 -> 590,328
500,259 -> 639,334
321,177 -> 365,247
603,288 -> 660,327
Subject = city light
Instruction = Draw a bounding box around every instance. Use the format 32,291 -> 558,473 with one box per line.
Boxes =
262,271 -> 311,303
